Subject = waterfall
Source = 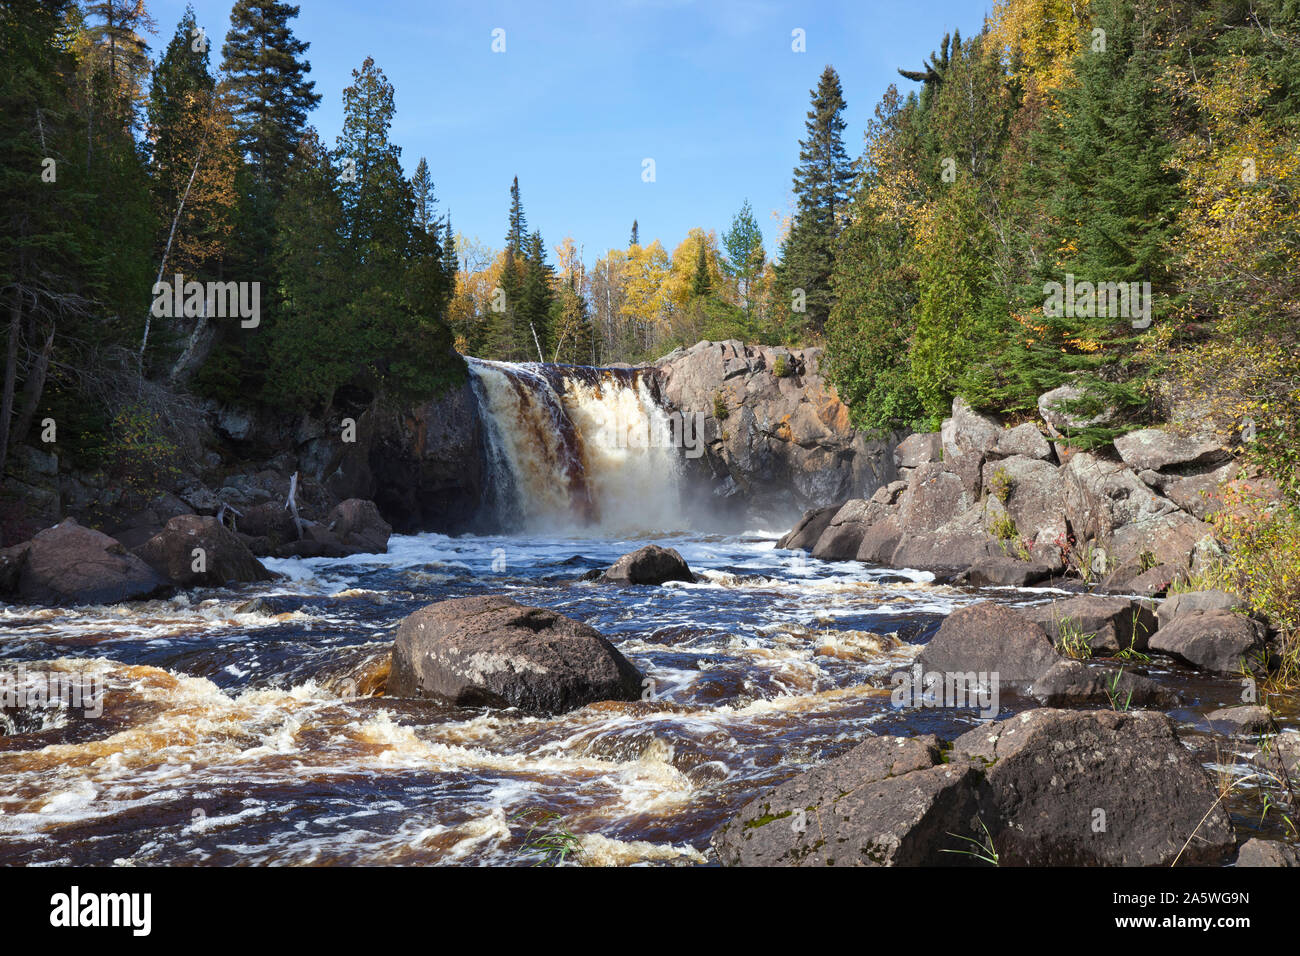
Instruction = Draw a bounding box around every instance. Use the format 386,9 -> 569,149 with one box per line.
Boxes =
466,358 -> 687,533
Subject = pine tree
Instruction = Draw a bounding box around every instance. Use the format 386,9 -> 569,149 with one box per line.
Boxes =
777,65 -> 856,336
505,175 -> 527,253
411,156 -> 437,233
519,231 -> 555,361
220,0 -> 319,193
690,241 -> 712,298
83,0 -> 157,133
629,219 -> 639,247
335,55 -> 407,265
722,198 -> 765,316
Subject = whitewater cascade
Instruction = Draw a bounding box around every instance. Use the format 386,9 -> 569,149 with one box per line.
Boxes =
466,358 -> 691,533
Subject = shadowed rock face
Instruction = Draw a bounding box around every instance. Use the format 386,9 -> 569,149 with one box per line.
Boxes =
654,340 -> 899,525
0,518 -> 167,606
388,595 -> 645,714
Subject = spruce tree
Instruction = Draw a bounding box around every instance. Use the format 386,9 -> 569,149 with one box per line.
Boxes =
220,0 -> 319,192
777,65 -> 856,336
629,220 -> 639,247
411,157 -> 437,233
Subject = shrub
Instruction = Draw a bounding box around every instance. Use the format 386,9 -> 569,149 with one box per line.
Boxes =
1206,484 -> 1300,633
713,392 -> 729,421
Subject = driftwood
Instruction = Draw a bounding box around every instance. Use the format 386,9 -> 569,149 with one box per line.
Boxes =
215,501 -> 243,533
285,471 -> 304,540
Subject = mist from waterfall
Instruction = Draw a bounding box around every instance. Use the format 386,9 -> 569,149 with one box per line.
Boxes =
466,358 -> 688,534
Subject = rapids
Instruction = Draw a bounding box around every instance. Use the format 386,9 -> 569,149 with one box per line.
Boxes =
0,362 -> 1291,865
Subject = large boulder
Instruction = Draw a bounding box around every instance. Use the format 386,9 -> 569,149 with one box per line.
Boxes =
981,455 -> 1067,561
1062,452 -> 1179,542
712,734 -> 985,866
951,709 -> 1236,866
0,518 -> 167,606
995,423 -> 1053,461
133,515 -> 274,587
1107,511 -> 1214,572
894,432 -> 942,469
603,545 -> 695,585
811,499 -> 890,561
1113,428 -> 1230,474
965,557 -> 1055,587
1148,609 -> 1269,674
1157,589 -> 1244,630
777,504 -> 839,551
916,602 -> 1061,683
387,595 -> 645,713
325,498 -> 392,554
1019,594 -> 1157,654
849,513 -> 900,564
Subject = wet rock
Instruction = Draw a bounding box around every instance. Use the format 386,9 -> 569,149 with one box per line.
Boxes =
0,518 -> 167,606
1253,733 -> 1300,778
952,709 -> 1236,866
777,504 -> 839,551
1148,609 -> 1269,675
236,501 -> 299,549
325,498 -> 391,554
387,595 -> 645,713
1113,428 -> 1230,474
1207,705 -> 1273,735
965,557 -> 1054,588
1028,660 -> 1178,709
1157,590 -> 1245,630
133,515 -> 274,588
271,520 -> 353,559
1019,594 -> 1157,654
603,545 -> 695,585
916,602 -> 1061,683
1236,839 -> 1300,867
712,734 -> 986,867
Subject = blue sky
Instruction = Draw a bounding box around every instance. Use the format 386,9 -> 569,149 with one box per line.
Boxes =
150,0 -> 992,264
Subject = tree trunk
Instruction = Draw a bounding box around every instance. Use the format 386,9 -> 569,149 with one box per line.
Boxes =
11,323 -> 55,447
0,295 -> 23,478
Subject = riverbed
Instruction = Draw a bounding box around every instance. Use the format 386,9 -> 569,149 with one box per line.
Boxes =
0,529 -> 1289,865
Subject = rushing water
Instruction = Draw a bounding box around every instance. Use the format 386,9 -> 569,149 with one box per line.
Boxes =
1,363 -> 1292,864
0,529 -> 1288,866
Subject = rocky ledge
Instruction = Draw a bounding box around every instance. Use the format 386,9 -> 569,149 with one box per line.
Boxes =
779,393 -> 1274,593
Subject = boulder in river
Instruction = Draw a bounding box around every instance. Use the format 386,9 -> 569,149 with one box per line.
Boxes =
603,544 -> 695,585
387,595 -> 645,713
134,515 -> 274,587
1028,660 -> 1178,709
951,709 -> 1237,866
1148,609 -> 1269,674
0,518 -> 167,606
1236,838 -> 1300,867
712,734 -> 986,867
916,602 -> 1062,683
325,498 -> 392,554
